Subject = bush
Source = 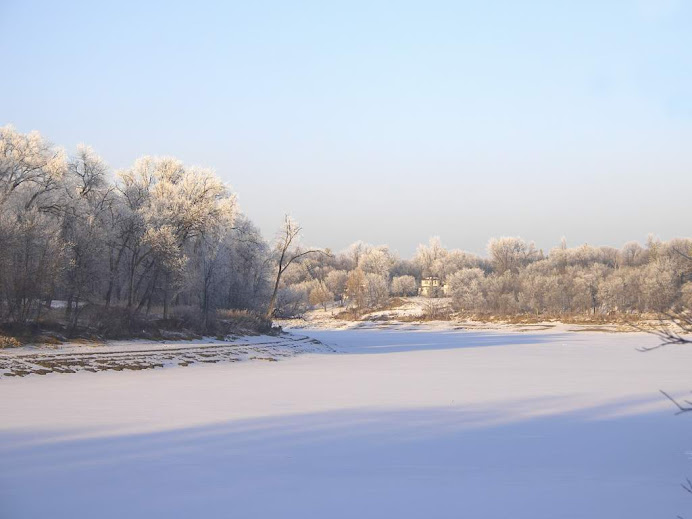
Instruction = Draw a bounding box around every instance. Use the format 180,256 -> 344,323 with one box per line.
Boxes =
421,299 -> 452,320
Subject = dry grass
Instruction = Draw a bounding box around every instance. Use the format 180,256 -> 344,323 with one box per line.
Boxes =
331,300 -> 661,329
381,297 -> 408,310
0,335 -> 22,348
214,309 -> 274,335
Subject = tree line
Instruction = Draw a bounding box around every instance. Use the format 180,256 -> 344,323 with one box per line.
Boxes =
2,125 -> 690,337
275,236 -> 692,319
0,126 -> 272,336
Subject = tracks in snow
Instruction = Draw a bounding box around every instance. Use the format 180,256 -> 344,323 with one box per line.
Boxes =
0,334 -> 333,378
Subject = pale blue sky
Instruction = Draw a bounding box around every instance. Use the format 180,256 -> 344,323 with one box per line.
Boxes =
1,0 -> 691,255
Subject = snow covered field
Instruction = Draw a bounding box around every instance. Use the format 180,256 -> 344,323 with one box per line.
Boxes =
1,327 -> 691,518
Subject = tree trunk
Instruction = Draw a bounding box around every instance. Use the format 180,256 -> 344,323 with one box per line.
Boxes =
163,276 -> 169,321
266,270 -> 282,319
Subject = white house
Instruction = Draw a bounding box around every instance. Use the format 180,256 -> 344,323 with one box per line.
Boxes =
419,276 -> 448,297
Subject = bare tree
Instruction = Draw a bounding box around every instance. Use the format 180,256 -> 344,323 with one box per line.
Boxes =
642,310 -> 692,518
641,248 -> 692,406
265,216 -> 325,319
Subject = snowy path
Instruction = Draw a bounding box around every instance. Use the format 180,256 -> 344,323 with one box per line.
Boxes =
1,328 -> 691,518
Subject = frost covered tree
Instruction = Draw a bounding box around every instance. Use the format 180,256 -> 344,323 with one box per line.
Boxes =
0,126 -> 273,335
276,282 -> 314,317
276,235 -> 692,319
358,246 -> 395,277
0,126 -> 67,323
325,270 -> 349,305
0,209 -> 66,323
619,241 -> 648,267
0,125 -> 66,209
640,258 -> 679,313
3,125 -> 692,334
517,266 -> 557,315
345,268 -> 367,313
487,237 -> 540,274
116,156 -> 237,322
598,268 -> 642,313
681,283 -> 692,310
60,145 -> 112,324
309,284 -> 334,311
221,216 -> 271,311
390,275 -> 417,297
448,268 -> 486,313
364,273 -> 389,308
413,237 -> 447,277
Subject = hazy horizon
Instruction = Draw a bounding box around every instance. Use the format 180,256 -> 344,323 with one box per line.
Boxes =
3,0 -> 691,256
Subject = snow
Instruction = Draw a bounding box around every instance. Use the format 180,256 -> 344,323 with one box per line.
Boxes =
276,296 -> 450,329
275,298 -> 633,333
0,334 -> 331,377
1,326 -> 691,518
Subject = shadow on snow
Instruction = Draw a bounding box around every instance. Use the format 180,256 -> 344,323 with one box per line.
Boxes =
0,395 -> 687,519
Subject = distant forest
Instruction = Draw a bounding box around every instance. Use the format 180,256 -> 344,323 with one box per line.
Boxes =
1,125 -> 690,340
278,235 -> 691,320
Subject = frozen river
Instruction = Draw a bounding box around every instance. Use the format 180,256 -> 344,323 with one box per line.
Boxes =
1,327 -> 691,518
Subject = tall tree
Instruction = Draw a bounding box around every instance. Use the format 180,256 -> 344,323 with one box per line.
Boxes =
265,216 -> 324,319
